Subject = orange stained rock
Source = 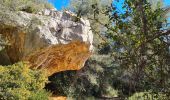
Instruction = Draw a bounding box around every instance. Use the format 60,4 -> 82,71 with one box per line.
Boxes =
23,41 -> 91,76
1,28 -> 26,63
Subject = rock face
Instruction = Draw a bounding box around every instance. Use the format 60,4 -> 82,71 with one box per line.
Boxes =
24,41 -> 91,76
0,9 -> 93,75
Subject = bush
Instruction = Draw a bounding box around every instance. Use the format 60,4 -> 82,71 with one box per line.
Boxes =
29,90 -> 51,100
128,91 -> 168,100
0,62 -> 51,100
46,55 -> 119,99
0,0 -> 54,13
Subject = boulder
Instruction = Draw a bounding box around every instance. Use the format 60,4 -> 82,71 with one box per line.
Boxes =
0,9 -> 93,75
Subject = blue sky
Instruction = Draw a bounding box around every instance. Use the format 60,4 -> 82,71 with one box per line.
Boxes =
48,0 -> 170,10
164,0 -> 170,6
48,0 -> 70,10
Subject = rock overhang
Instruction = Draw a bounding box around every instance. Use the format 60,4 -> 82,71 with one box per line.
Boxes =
0,9 -> 93,75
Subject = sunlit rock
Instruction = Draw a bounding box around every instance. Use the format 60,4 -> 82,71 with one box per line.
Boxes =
0,9 -> 93,74
24,41 -> 91,76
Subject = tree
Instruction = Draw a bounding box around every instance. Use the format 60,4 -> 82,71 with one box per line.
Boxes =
46,0 -> 170,99
96,0 -> 170,97
69,0 -> 112,46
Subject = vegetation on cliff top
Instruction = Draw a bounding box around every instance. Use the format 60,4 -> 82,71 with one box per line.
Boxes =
0,0 -> 53,13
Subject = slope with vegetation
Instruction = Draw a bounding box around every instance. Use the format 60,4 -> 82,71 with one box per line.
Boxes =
0,0 -> 53,13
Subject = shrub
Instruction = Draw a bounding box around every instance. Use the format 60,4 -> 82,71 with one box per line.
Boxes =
128,91 -> 168,100
0,62 -> 51,100
0,0 -> 54,13
46,55 -> 119,99
29,90 -> 51,100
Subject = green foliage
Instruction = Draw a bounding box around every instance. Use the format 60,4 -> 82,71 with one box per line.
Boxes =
0,62 -> 50,100
69,0 -> 112,46
0,0 -> 53,13
29,90 -> 50,100
46,71 -> 77,96
46,55 -> 119,99
69,0 -> 112,16
94,0 -> 170,96
128,91 -> 168,100
55,0 -> 170,99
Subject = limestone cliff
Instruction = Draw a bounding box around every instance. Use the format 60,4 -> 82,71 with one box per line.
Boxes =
0,9 -> 93,75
